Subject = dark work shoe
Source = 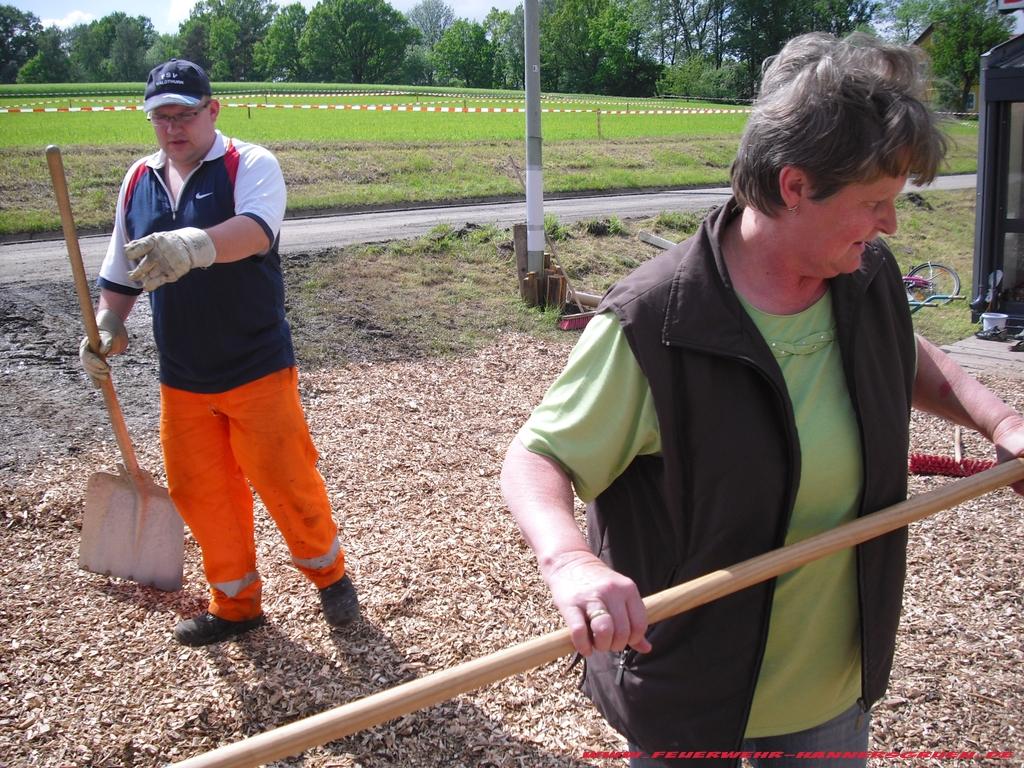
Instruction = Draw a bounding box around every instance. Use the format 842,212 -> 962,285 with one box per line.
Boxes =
319,575 -> 359,627
173,612 -> 265,647
975,326 -> 1007,341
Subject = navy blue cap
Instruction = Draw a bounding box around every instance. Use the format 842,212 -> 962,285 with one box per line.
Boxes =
144,59 -> 211,112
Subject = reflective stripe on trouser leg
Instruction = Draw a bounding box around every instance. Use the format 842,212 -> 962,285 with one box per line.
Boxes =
218,367 -> 346,590
292,536 -> 341,572
211,570 -> 260,598
160,383 -> 262,622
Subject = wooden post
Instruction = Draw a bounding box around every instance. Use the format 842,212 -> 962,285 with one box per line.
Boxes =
638,230 -> 677,251
571,291 -> 602,308
523,272 -> 539,306
545,273 -> 567,310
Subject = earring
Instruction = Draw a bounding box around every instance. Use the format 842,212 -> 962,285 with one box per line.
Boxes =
787,204 -> 799,214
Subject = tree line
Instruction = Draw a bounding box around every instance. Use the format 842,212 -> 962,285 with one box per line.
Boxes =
0,0 -> 1014,108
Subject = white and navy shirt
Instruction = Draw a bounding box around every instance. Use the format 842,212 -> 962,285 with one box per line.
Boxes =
99,131 -> 292,394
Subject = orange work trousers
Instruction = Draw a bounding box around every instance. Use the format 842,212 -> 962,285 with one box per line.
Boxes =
160,367 -> 346,621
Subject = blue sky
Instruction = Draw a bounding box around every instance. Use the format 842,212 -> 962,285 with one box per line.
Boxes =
19,0 -> 520,35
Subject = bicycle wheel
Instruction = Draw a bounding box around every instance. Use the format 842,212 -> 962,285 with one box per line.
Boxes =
907,262 -> 961,303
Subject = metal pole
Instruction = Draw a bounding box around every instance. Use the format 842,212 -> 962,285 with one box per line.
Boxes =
524,0 -> 544,276
971,42 -> 995,319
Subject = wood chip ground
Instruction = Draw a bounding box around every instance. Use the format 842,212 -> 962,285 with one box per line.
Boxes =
1,336 -> 1021,767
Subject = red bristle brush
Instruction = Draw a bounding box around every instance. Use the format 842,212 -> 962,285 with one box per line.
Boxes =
908,453 -> 996,477
558,283 -> 598,331
910,425 -> 996,477
558,311 -> 596,331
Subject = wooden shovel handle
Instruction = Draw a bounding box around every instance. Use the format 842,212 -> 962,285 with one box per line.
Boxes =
172,457 -> 1024,768
45,145 -> 143,481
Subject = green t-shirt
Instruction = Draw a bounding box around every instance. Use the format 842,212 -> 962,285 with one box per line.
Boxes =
519,293 -> 863,737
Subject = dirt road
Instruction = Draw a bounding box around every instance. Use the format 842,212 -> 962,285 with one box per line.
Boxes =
0,175 -> 974,284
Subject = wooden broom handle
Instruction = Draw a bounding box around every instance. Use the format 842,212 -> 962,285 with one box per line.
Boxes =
45,145 -> 144,482
172,458 -> 1024,768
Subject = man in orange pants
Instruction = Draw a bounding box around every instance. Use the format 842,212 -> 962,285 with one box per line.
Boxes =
78,59 -> 357,646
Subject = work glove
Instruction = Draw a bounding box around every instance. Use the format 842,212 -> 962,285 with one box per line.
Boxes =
126,227 -> 216,291
79,308 -> 128,386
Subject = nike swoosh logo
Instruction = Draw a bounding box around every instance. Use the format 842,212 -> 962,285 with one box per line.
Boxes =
196,192 -> 213,199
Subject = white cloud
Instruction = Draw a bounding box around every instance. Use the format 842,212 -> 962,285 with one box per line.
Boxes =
158,0 -> 200,34
40,10 -> 94,29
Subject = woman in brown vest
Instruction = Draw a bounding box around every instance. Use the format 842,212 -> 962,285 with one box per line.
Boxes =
502,32 -> 1024,767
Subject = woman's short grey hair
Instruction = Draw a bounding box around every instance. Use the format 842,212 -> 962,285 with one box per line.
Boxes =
731,31 -> 948,215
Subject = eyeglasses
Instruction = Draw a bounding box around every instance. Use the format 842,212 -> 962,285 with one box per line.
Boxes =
148,102 -> 210,128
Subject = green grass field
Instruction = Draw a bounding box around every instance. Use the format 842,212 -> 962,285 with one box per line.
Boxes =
0,82 -> 980,237
0,79 -> 733,103
0,102 -> 752,146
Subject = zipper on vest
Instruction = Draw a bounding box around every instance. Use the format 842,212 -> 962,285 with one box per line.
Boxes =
151,170 -> 177,222
835,286 -> 873,711
616,642 -> 646,685
613,565 -> 680,687
152,160 -> 205,222
715,352 -> 800,747
615,650 -> 630,685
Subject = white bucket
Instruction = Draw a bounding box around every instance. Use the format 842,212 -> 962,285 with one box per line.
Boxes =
980,312 -> 1008,332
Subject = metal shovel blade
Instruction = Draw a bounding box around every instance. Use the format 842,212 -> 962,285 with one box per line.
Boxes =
79,464 -> 184,592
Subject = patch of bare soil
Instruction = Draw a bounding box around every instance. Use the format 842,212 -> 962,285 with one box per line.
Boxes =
0,256 -> 1021,767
